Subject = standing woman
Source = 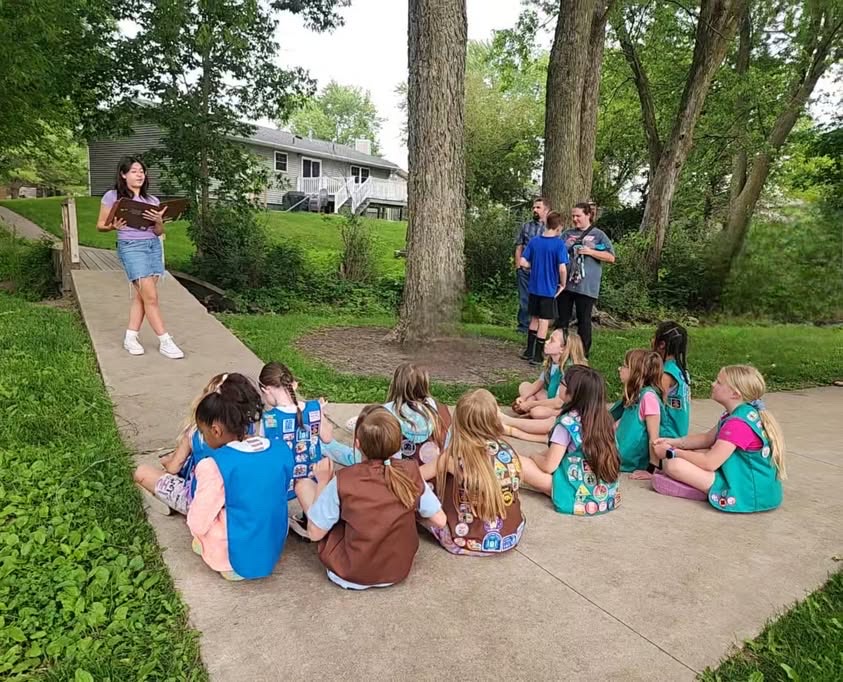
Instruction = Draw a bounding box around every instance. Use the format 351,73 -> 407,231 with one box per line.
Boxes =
556,202 -> 615,357
96,157 -> 184,359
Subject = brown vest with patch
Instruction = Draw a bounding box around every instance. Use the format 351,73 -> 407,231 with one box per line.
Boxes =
439,440 -> 525,553
317,459 -> 425,586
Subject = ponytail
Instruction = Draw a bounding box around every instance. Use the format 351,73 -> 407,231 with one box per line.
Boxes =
759,411 -> 787,480
383,460 -> 419,510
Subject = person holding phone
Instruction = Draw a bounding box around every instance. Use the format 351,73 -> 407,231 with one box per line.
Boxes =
96,156 -> 184,359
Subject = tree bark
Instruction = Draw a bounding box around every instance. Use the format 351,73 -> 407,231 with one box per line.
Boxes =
639,0 -> 748,269
613,13 -> 662,176
393,0 -> 467,345
728,10 -> 751,203
542,0 -> 599,213
721,9 -> 842,277
577,1 -> 612,201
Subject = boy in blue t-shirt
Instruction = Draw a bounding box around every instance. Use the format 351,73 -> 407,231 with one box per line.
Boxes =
519,211 -> 568,365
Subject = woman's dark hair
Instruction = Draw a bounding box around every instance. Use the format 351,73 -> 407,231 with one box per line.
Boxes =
573,201 -> 596,223
559,365 -> 619,483
114,156 -> 151,199
194,373 -> 263,439
654,320 -> 689,383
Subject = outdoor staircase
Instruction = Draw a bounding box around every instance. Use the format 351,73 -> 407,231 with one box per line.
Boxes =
333,177 -> 372,216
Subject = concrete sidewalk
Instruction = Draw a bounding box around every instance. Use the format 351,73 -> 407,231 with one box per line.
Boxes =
0,205 -> 58,241
72,267 -> 842,680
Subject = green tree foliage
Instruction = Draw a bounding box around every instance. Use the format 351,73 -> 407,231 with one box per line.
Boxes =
0,125 -> 88,196
287,81 -> 383,154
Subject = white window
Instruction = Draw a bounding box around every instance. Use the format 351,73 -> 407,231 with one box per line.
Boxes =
274,152 -> 287,172
351,165 -> 370,184
302,157 -> 321,178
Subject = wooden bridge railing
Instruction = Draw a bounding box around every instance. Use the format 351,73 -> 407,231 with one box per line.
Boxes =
57,195 -> 80,292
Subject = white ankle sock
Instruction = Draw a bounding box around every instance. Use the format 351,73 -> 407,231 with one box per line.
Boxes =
157,333 -> 170,342
126,329 -> 139,339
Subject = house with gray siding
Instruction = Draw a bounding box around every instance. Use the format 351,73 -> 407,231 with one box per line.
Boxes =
88,123 -> 408,220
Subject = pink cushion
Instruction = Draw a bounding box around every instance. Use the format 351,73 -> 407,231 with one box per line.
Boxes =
651,472 -> 708,501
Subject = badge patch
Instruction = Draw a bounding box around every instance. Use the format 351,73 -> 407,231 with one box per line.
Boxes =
585,501 -> 599,515
669,397 -> 681,409
453,537 -> 466,547
496,450 -> 513,465
454,522 -> 469,537
264,414 -> 277,429
573,503 -> 586,516
282,418 -> 295,432
501,534 -> 517,551
292,464 -> 308,478
483,518 -> 503,532
482,532 -> 502,552
400,439 -> 417,458
308,410 -> 321,423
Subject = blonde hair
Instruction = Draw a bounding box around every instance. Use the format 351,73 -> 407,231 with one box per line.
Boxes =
178,373 -> 228,444
355,406 -> 419,509
436,389 -> 509,523
543,330 -> 588,376
622,349 -> 663,407
721,365 -> 787,480
387,362 -> 443,440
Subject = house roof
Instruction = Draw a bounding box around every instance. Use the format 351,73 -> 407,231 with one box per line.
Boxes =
235,125 -> 400,171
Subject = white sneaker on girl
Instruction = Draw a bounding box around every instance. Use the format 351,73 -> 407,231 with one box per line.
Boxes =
123,331 -> 144,355
158,334 -> 184,359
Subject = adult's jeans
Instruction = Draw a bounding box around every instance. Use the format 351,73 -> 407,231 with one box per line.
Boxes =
516,267 -> 530,332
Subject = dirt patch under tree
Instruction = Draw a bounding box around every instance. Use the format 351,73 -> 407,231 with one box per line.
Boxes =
296,326 -> 536,385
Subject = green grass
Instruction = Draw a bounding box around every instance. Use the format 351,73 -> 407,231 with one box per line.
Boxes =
0,196 -> 407,277
222,312 -> 843,404
701,570 -> 843,682
0,293 -> 206,681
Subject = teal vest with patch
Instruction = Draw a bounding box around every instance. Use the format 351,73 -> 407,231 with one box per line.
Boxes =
261,400 -> 323,501
544,363 -> 563,400
550,412 -> 620,516
661,359 -> 690,439
709,403 -> 782,513
611,386 -> 663,472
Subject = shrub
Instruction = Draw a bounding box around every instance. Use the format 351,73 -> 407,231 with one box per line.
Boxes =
464,204 -> 520,291
0,231 -> 56,300
337,214 -> 377,284
595,205 -> 644,241
188,202 -> 268,290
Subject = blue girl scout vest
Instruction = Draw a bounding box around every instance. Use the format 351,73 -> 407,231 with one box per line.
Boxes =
179,429 -> 212,501
550,412 -> 620,516
262,400 -> 323,501
709,403 -> 782,513
544,363 -> 563,400
211,437 -> 292,579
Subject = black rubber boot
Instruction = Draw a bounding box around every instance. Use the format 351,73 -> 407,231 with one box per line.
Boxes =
530,337 -> 545,366
521,330 -> 537,360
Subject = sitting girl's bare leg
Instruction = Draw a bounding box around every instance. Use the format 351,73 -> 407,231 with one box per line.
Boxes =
501,414 -> 555,435
662,458 -> 716,493
528,405 -> 558,420
133,464 -> 167,494
517,455 -> 553,495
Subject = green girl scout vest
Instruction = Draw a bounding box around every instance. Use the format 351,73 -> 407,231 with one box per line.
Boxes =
709,403 -> 782,513
544,363 -> 562,400
550,411 -> 620,516
661,359 -> 690,439
611,386 -> 664,472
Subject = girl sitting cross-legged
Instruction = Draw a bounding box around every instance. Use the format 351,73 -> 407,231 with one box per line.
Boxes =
652,365 -> 785,513
518,365 -> 621,516
423,389 -> 526,555
296,406 -> 446,590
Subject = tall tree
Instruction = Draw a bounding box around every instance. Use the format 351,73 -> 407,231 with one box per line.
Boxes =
394,0 -> 467,344
542,0 -> 609,212
287,81 -> 383,154
616,0 -> 748,268
720,1 -> 843,277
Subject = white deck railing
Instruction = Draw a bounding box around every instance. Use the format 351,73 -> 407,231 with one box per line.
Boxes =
297,175 -> 407,205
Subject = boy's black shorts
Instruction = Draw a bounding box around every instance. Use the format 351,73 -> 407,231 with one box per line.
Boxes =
528,294 -> 556,320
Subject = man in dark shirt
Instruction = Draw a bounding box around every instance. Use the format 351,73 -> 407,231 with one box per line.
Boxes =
514,197 -> 551,333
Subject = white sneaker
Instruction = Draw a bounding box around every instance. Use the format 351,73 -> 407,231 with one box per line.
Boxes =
158,334 -> 185,359
123,335 -> 145,355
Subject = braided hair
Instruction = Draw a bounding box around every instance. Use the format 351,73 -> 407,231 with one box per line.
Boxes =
259,362 -> 304,428
653,321 -> 689,384
194,373 -> 263,440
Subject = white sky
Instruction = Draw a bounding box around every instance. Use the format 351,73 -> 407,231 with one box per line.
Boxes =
272,0 -> 524,169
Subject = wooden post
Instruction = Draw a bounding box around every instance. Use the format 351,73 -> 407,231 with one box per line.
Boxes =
59,196 -> 81,292
65,195 -> 80,268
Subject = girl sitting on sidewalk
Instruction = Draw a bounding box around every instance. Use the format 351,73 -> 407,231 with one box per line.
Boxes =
652,365 -> 786,513
296,406 -> 446,589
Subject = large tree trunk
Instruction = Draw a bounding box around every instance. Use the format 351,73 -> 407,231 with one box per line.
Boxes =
728,11 -> 752,204
720,8 -> 841,280
577,1 -> 612,201
542,0 -> 599,213
639,0 -> 747,269
393,0 -> 466,345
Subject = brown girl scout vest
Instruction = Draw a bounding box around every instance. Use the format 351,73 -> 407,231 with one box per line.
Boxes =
317,459 -> 426,586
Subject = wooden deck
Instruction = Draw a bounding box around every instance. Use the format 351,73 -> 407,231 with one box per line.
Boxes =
79,246 -> 122,271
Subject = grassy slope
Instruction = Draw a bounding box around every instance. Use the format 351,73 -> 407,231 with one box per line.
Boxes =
0,197 -> 407,276
0,293 -> 206,681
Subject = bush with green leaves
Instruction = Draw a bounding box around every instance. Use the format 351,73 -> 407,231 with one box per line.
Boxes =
0,231 -> 56,300
337,214 -> 376,284
188,202 -> 268,291
464,203 -> 521,291
0,294 -> 205,680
